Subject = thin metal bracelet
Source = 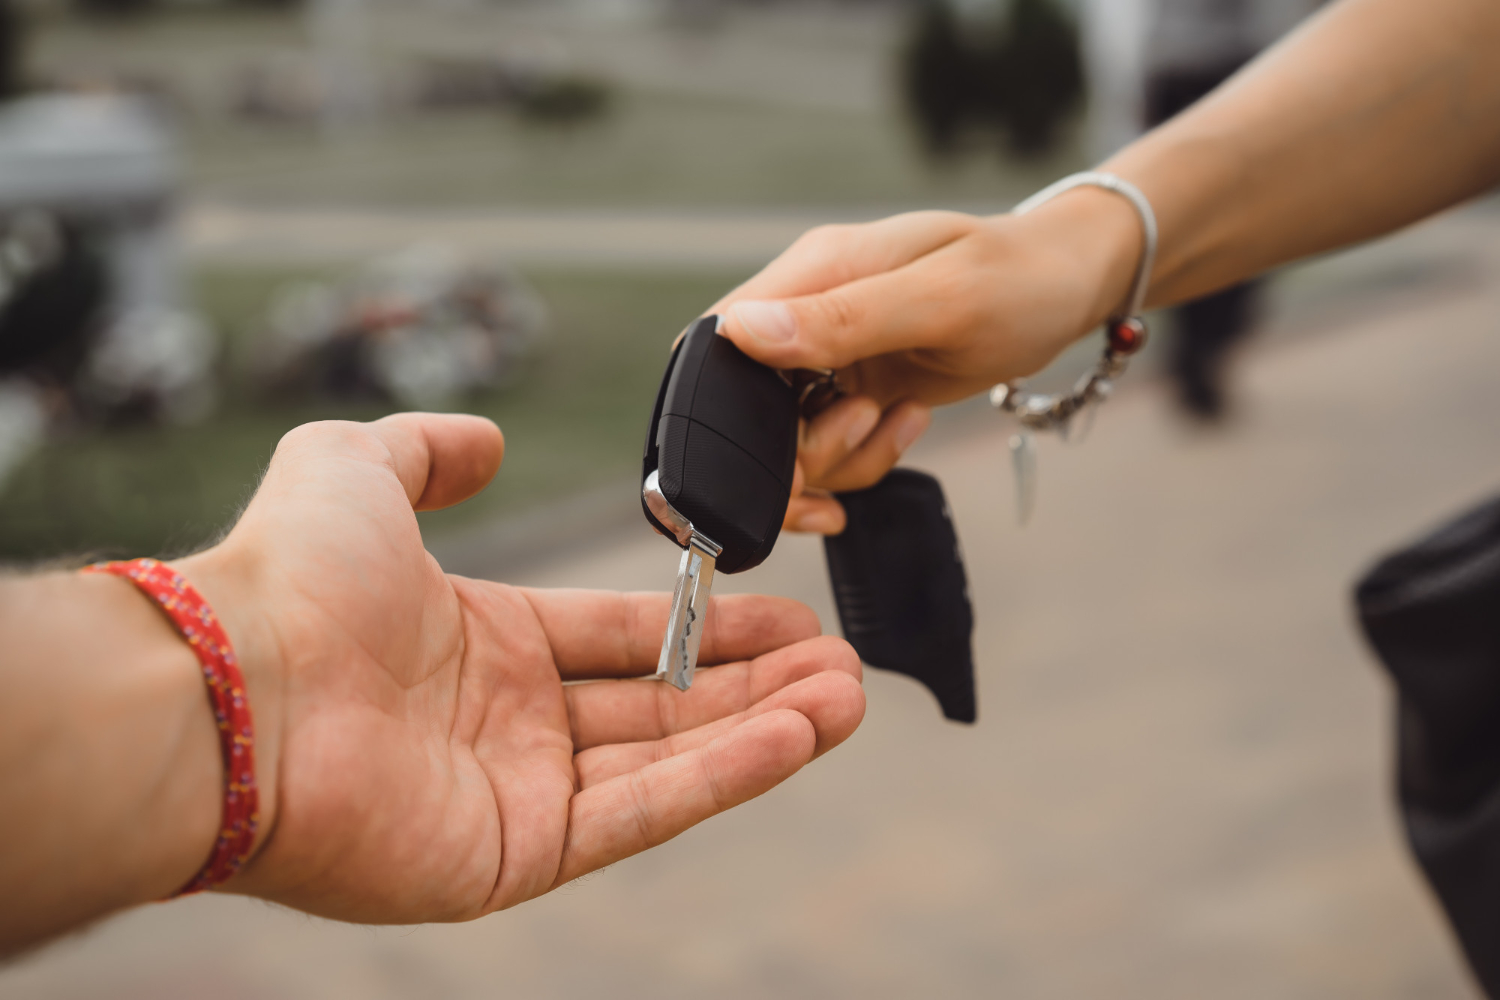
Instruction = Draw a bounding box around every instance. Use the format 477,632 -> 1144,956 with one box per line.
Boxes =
989,171 -> 1158,437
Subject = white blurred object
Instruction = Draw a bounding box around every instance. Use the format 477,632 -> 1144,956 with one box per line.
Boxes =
0,93 -> 219,426
1081,0 -> 1151,159
260,243 -> 547,409
0,378 -> 45,493
0,94 -> 176,211
1080,0 -> 1321,160
87,307 -> 219,424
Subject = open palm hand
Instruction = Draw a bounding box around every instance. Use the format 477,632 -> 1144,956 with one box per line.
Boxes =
179,413 -> 864,924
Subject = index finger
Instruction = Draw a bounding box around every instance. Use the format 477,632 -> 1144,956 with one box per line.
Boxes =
516,589 -> 821,680
718,237 -> 994,374
705,210 -> 977,314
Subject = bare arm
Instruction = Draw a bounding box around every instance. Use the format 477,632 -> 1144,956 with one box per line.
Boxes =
1117,0 -> 1500,306
0,572 -> 224,952
706,0 -> 1500,532
0,414 -> 865,955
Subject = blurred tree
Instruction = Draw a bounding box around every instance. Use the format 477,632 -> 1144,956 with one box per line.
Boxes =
903,2 -> 971,155
993,0 -> 1082,155
0,0 -> 20,101
515,76 -> 612,125
903,0 -> 1082,159
73,0 -> 156,16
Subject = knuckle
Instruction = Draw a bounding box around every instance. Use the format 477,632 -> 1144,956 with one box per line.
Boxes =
798,222 -> 850,250
818,290 -> 863,337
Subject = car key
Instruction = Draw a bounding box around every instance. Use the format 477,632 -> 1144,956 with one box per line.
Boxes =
642,314 -> 800,690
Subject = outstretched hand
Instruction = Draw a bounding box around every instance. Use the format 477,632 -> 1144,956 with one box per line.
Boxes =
178,413 -> 864,924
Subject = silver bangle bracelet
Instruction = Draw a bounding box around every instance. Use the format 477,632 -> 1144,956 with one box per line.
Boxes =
989,171 -> 1159,522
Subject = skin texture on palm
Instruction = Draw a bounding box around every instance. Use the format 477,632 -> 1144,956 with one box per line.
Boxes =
182,413 -> 865,923
0,413 -> 863,952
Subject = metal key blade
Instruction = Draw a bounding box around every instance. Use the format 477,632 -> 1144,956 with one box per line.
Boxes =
657,531 -> 722,691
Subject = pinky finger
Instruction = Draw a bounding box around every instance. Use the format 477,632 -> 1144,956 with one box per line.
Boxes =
551,710 -> 816,889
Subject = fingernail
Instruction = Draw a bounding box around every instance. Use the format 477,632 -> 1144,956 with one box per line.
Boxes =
843,404 -> 880,450
730,300 -> 797,344
893,407 -> 931,453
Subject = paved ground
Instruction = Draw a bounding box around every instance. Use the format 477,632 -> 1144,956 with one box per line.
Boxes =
5,208 -> 1500,999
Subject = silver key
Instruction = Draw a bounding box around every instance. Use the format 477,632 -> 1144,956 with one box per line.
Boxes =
643,470 -> 723,690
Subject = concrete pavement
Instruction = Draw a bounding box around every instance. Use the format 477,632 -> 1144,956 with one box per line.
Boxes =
5,208 -> 1500,998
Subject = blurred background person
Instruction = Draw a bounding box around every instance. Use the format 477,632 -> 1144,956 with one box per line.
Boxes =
1141,0 -> 1321,419
1083,0 -> 1322,420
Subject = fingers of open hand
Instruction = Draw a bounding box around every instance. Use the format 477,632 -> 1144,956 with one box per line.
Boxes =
552,709 -> 817,889
564,634 -> 860,748
574,668 -> 866,787
369,413 -> 505,511
517,589 -> 821,680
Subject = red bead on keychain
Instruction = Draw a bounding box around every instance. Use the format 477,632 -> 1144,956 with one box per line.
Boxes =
1107,316 -> 1149,355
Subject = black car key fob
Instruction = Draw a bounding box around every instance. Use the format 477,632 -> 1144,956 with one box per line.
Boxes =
824,468 -> 977,723
642,314 -> 799,574
642,314 -> 800,689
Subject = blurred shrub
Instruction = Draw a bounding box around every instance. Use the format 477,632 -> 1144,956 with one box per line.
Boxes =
905,1 -> 969,154
0,0 -> 20,99
903,0 -> 1082,158
72,0 -> 154,15
515,76 -> 612,125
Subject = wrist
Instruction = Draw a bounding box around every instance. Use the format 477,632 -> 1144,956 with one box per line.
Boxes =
173,541 -> 285,873
1019,184 -> 1146,331
0,572 -> 221,952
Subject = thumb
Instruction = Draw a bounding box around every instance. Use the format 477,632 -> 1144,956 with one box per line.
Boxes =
369,412 -> 505,512
718,296 -> 860,371
718,255 -> 955,372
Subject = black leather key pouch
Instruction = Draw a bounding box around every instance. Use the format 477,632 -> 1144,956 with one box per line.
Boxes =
824,468 -> 977,723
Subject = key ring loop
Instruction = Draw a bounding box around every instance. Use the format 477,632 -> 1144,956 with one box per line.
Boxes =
990,171 -> 1158,438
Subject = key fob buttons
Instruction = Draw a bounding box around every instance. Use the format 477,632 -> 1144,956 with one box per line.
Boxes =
642,315 -> 799,575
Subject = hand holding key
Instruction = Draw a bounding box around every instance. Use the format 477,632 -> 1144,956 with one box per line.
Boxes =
702,198 -> 1143,533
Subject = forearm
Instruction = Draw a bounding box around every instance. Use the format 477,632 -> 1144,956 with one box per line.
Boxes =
0,572 -> 220,954
1107,0 -> 1500,306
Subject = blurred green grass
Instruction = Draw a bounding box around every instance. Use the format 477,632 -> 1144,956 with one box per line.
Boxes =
0,266 -> 749,561
187,89 -> 1077,209
29,5 -> 1082,210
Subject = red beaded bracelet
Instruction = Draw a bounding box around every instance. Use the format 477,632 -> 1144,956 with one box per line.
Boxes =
84,557 -> 259,896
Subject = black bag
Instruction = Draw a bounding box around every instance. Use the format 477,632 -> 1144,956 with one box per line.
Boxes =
1356,494 -> 1500,997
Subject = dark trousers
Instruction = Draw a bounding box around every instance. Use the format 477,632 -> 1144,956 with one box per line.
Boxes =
1145,61 -> 1259,418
